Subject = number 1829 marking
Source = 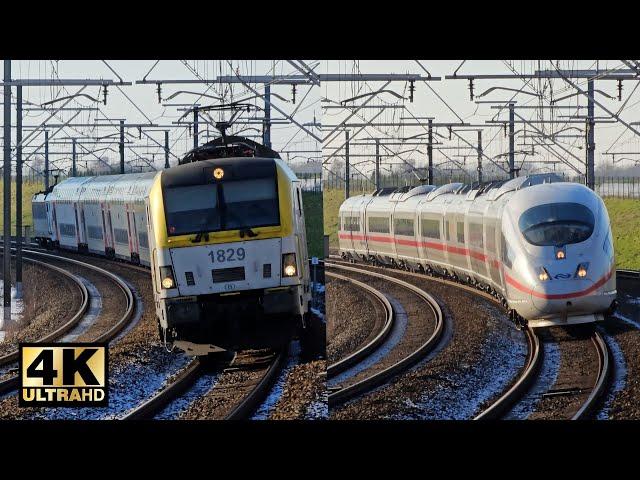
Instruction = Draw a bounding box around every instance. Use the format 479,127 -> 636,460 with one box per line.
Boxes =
208,247 -> 245,263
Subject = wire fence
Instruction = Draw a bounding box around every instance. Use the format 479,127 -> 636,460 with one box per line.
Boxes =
297,172 -> 322,192
574,176 -> 640,199
322,170 -> 640,199
322,170 -> 475,193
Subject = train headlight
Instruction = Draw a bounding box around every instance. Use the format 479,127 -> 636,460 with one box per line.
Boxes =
282,253 -> 297,277
213,167 -> 224,180
556,250 -> 565,260
538,267 -> 551,282
575,263 -> 589,279
160,266 -> 176,289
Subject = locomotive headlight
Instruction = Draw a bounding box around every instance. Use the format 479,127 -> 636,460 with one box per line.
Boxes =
213,167 -> 224,180
575,263 -> 589,279
556,250 -> 565,260
160,266 -> 176,289
282,253 -> 297,277
538,267 -> 551,282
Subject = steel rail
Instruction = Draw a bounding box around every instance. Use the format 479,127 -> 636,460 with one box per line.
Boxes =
326,262 -> 445,407
572,331 -> 611,420
474,327 -> 542,420
0,249 -> 136,396
0,255 -> 89,366
224,348 -> 287,420
20,249 -> 135,343
326,271 -> 394,378
120,359 -> 204,420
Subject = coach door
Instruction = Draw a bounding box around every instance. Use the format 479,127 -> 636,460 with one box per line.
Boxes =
343,211 -> 355,252
46,203 -> 54,239
73,203 -> 82,247
126,206 -> 138,258
101,203 -> 112,252
51,203 -> 60,242
79,206 -> 88,247
355,201 -> 368,257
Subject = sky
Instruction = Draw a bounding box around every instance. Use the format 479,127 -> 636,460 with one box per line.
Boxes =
2,60 -> 640,180
320,60 -> 640,180
1,60 -> 321,174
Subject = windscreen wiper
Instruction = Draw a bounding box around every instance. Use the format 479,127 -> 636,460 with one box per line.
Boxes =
239,228 -> 258,239
191,231 -> 210,243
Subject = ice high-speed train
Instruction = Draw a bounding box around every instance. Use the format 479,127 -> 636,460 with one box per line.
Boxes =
33,136 -> 311,353
338,174 -> 617,328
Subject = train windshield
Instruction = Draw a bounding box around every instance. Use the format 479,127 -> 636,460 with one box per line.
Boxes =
164,176 -> 280,236
518,202 -> 595,246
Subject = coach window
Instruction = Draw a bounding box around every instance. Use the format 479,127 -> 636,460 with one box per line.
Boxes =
501,233 -> 515,269
421,218 -> 440,239
469,222 -> 483,248
486,225 -> 496,253
457,221 -> 465,244
369,216 -> 390,234
394,218 -> 414,236
345,216 -> 359,232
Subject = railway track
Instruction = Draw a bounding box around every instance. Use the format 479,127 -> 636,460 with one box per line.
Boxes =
121,348 -> 288,420
486,327 -> 611,420
0,255 -> 89,367
572,330 -> 610,419
120,359 -> 205,420
329,255 -> 614,419
326,261 -> 445,408
326,271 -> 394,377
0,248 -> 136,396
474,327 -> 541,419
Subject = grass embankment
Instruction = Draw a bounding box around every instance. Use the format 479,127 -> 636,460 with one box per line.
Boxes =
323,188 -> 346,248
302,191 -> 323,258
604,197 -> 640,270
0,181 -> 45,235
323,189 -> 640,270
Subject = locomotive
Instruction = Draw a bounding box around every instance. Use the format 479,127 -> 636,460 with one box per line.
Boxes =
33,136 -> 311,353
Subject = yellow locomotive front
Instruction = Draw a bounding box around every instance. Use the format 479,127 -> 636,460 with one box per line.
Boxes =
146,148 -> 310,354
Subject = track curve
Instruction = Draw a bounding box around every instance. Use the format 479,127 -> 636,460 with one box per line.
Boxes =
326,261 -> 445,408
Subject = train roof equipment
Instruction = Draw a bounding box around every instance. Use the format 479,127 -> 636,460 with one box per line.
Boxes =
180,135 -> 282,165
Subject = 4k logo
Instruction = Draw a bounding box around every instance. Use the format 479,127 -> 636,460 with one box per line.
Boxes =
19,343 -> 108,407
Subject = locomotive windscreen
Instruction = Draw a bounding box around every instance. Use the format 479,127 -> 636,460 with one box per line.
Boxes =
164,184 -> 221,235
518,202 -> 595,247
162,161 -> 280,236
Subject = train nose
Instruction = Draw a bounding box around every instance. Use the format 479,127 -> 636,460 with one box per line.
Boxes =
530,279 -> 600,315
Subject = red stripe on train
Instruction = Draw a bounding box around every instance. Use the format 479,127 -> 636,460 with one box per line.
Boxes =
339,232 -> 487,260
504,269 -> 614,300
339,231 -> 613,300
